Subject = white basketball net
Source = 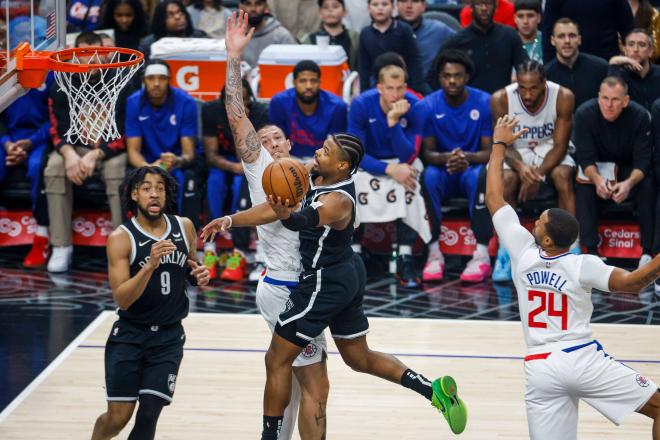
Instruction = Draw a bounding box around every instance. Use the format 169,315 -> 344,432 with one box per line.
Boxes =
53,49 -> 143,146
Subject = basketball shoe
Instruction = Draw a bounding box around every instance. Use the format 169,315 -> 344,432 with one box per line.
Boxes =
431,376 -> 468,435
220,251 -> 247,282
23,235 -> 49,268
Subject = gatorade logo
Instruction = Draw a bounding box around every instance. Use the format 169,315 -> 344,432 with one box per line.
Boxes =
176,65 -> 200,91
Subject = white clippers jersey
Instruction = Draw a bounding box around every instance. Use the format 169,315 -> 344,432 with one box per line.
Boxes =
243,147 -> 302,281
506,81 -> 559,153
492,205 -> 615,350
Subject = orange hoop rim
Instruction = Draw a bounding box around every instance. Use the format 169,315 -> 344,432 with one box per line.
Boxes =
48,46 -> 144,71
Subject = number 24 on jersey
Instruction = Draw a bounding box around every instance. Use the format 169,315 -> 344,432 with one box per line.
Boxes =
528,290 -> 568,330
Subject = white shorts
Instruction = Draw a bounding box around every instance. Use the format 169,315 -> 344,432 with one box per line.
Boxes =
524,340 -> 657,440
255,275 -> 327,367
504,144 -> 575,170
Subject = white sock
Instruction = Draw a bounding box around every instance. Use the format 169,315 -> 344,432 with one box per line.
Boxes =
399,245 -> 412,256
475,243 -> 488,258
36,226 -> 48,238
351,243 -> 362,253
428,240 -> 443,260
203,242 -> 216,253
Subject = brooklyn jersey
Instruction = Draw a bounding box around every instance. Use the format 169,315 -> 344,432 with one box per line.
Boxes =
299,174 -> 357,271
242,147 -> 302,281
118,214 -> 190,326
506,81 -> 559,153
492,205 -> 615,350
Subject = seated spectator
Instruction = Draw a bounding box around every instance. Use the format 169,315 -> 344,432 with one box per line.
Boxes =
202,79 -> 268,280
650,96 -> 660,294
609,28 -> 660,110
267,0 -> 321,41
417,50 -> 493,283
187,0 -> 231,39
397,0 -> 455,83
544,18 -> 609,109
0,74 -> 52,268
45,32 -> 132,272
373,52 -> 423,98
269,60 -> 348,159
348,65 -> 429,287
100,0 -> 148,51
541,0 -> 633,62
358,0 -> 428,94
238,0 -> 296,68
573,76 -> 654,266
490,60 -> 576,281
304,0 -> 359,70
125,60 -> 205,229
67,0 -> 102,32
460,0 -> 515,29
139,0 -> 208,60
513,0 -> 542,63
432,0 -> 527,94
628,0 -> 660,62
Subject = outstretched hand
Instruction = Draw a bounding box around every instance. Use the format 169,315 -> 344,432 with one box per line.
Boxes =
200,216 -> 233,244
225,10 -> 255,56
492,115 -> 528,148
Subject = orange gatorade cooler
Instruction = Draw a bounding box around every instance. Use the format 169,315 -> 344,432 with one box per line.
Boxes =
150,37 -> 227,101
257,44 -> 349,99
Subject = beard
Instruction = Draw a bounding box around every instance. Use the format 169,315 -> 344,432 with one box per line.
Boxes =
248,12 -> 266,27
295,90 -> 319,105
137,204 -> 163,221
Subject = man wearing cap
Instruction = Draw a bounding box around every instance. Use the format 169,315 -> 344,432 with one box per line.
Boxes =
268,60 -> 348,159
125,59 -> 205,228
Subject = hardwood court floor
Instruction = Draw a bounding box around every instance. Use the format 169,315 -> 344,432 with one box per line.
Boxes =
0,312 -> 658,439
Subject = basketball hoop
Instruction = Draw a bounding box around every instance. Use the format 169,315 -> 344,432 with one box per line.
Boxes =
15,43 -> 144,146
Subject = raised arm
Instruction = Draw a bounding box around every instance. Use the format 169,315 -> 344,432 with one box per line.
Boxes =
200,202 -> 280,244
609,256 -> 660,294
224,11 -> 261,164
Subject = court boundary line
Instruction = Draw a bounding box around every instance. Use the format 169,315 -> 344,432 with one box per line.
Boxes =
0,310 -> 112,424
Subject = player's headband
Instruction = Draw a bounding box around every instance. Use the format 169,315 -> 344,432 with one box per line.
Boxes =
144,64 -> 170,78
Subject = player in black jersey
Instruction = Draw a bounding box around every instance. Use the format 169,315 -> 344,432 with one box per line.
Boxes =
220,132 -> 468,438
91,166 -> 209,440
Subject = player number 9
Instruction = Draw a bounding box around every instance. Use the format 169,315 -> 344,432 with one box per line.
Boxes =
161,271 -> 171,295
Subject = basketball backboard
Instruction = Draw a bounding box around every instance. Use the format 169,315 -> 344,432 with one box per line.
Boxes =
0,0 -> 65,111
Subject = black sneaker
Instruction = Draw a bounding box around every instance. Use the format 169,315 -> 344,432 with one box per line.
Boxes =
398,255 -> 421,288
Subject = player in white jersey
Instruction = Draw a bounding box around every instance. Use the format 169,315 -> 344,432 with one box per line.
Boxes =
200,12 -> 328,440
485,114 -> 660,440
490,59 -> 577,282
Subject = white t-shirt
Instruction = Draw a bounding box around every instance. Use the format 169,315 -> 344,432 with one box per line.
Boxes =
243,147 -> 302,281
492,205 -> 615,350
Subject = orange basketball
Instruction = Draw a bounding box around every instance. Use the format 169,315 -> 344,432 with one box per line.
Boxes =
262,158 -> 310,207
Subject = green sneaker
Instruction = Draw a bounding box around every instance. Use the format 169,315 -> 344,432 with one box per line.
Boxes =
431,376 -> 467,435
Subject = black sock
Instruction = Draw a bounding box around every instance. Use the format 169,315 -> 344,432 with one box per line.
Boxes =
400,368 -> 433,401
261,415 -> 283,440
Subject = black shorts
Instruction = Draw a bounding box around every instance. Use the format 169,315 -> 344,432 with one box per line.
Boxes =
275,253 -> 369,347
105,319 -> 185,405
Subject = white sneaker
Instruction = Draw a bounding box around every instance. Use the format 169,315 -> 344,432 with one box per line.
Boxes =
47,246 -> 73,273
249,262 -> 266,282
639,253 -> 652,268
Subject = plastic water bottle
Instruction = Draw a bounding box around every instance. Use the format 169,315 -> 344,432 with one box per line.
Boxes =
389,243 -> 398,276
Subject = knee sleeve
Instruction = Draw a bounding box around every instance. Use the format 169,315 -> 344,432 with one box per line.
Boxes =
126,394 -> 165,440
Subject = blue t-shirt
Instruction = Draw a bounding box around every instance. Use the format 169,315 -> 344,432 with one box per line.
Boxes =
269,88 -> 348,158
347,89 -> 421,175
415,86 -> 493,153
125,87 -> 198,163
0,73 -> 53,147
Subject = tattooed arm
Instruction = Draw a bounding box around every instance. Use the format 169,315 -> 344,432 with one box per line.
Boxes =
224,11 -> 261,164
609,257 -> 660,294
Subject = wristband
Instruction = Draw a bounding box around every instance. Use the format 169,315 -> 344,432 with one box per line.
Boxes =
492,141 -> 509,148
223,215 -> 233,228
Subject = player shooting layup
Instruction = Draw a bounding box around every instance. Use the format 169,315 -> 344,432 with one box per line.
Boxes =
485,115 -> 660,440
201,11 -> 329,440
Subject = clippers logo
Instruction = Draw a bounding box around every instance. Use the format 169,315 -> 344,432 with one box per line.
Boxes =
470,109 -> 480,121
636,374 -> 650,388
168,374 -> 177,393
302,342 -> 318,358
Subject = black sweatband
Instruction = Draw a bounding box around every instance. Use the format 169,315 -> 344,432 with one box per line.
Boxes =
281,205 -> 320,231
186,272 -> 198,286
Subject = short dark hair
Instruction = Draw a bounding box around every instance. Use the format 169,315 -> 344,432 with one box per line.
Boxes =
120,167 -> 179,216
514,0 -> 541,14
624,27 -> 653,46
545,208 -> 579,249
318,0 -> 344,7
515,59 -> 545,80
332,133 -> 364,175
552,17 -> 579,35
75,31 -> 103,47
601,75 -> 629,95
293,60 -> 321,80
433,49 -> 474,78
373,51 -> 408,81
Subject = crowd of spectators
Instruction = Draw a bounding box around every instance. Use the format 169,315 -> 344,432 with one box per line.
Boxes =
5,0 -> 660,293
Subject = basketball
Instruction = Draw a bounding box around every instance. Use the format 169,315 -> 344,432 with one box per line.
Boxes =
262,158 -> 310,207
